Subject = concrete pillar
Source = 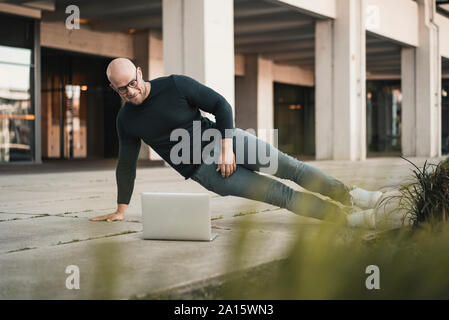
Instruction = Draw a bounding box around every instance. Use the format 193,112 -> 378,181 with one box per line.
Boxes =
162,0 -> 235,125
315,20 -> 333,160
315,0 -> 366,160
401,47 -> 416,157
333,0 -> 366,160
133,30 -> 164,161
401,0 -> 442,158
148,31 -> 164,80
235,54 -> 274,144
147,31 -> 164,161
415,0 -> 441,157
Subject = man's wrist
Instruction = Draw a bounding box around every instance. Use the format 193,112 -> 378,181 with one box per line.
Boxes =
117,203 -> 128,214
221,138 -> 233,149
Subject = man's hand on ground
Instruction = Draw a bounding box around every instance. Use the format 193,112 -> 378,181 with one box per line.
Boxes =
217,138 -> 236,178
89,210 -> 125,222
89,203 -> 128,222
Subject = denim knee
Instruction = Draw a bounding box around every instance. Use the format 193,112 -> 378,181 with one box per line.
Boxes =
275,152 -> 306,181
263,180 -> 295,209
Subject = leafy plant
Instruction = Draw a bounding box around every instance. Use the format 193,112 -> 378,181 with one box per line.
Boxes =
378,157 -> 449,231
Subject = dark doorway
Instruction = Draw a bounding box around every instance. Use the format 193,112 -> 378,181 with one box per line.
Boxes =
366,80 -> 402,157
41,48 -> 121,160
274,82 -> 315,159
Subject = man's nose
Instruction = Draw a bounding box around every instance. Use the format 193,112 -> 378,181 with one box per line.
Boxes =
126,87 -> 138,96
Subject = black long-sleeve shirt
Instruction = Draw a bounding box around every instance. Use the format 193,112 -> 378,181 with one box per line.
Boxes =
115,74 -> 234,204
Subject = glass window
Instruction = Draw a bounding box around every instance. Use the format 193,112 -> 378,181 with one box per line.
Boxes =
0,19 -> 35,162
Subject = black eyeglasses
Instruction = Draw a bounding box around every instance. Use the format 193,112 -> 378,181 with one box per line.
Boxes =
113,67 -> 139,94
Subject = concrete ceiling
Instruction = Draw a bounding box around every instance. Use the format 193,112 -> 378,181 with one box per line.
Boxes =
236,0 -> 403,75
437,0 -> 449,17
366,33 -> 401,76
40,0 -> 162,31
5,0 -> 405,75
234,0 -> 315,69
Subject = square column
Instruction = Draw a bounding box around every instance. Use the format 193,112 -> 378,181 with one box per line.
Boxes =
133,30 -> 164,161
401,47 -> 416,157
315,0 -> 366,161
415,0 -> 441,157
163,0 -> 235,124
333,0 -> 366,160
401,0 -> 442,158
235,54 -> 275,144
315,20 -> 334,160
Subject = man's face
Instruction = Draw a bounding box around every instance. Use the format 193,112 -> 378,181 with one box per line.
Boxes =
110,67 -> 147,105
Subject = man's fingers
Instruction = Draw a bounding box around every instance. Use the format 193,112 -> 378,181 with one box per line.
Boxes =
108,214 -> 124,221
220,160 -> 237,178
106,216 -> 123,222
217,156 -> 237,178
90,213 -> 123,222
222,164 -> 232,178
225,164 -> 231,178
90,214 -> 111,221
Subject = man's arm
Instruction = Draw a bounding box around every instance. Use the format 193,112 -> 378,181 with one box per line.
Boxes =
172,74 -> 234,138
172,74 -> 236,177
115,114 -> 141,206
90,114 -> 141,221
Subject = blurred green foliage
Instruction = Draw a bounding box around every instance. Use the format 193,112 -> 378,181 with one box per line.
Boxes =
222,157 -> 449,299
222,218 -> 449,299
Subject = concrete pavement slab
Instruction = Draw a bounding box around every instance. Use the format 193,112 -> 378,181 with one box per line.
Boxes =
0,210 -> 321,299
0,213 -> 45,222
0,215 -> 141,254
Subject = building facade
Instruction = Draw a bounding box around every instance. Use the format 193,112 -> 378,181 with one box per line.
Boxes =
0,0 -> 448,165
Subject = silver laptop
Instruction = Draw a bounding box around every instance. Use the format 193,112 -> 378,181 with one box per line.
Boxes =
141,192 -> 218,241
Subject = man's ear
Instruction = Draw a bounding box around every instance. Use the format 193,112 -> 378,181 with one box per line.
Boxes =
137,66 -> 143,79
109,83 -> 119,94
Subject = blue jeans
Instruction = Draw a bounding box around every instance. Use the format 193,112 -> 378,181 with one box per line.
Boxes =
190,128 -> 352,221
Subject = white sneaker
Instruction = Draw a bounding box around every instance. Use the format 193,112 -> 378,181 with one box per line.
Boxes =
349,186 -> 383,210
346,208 -> 376,229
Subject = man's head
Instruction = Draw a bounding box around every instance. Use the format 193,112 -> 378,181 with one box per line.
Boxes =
106,58 -> 147,105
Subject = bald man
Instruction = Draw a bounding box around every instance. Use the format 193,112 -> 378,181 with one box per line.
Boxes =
90,58 -> 383,228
